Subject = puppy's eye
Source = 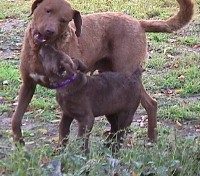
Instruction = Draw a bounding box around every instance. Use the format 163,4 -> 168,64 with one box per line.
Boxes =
58,67 -> 66,76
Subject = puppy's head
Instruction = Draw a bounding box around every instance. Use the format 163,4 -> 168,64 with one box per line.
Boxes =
39,45 -> 87,83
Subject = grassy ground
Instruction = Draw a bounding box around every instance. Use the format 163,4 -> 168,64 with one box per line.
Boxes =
0,0 -> 200,175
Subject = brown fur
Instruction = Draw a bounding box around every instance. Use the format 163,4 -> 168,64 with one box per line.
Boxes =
39,45 -> 142,153
11,0 -> 194,144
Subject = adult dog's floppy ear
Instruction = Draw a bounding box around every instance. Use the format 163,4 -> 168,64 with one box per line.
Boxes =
28,0 -> 43,17
73,10 -> 82,37
73,59 -> 87,72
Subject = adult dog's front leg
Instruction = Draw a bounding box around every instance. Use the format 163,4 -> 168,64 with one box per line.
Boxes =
12,81 -> 36,145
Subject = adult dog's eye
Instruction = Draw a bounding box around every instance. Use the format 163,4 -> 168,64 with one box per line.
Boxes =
60,18 -> 69,23
46,9 -> 52,13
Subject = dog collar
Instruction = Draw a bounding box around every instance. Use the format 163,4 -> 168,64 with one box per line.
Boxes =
50,73 -> 77,89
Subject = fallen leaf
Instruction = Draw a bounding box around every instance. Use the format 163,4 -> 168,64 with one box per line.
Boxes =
166,88 -> 174,94
55,114 -> 61,118
174,61 -> 180,68
196,129 -> 200,132
52,136 -> 59,142
26,141 -> 35,145
41,156 -> 49,165
178,75 -> 185,82
127,138 -> 132,145
1,166 -> 7,175
193,44 -> 200,49
176,120 -> 182,127
37,129 -> 48,134
140,122 -> 145,128
131,171 -> 137,176
141,115 -> 147,121
3,80 -> 9,85
174,89 -> 184,94
50,119 -> 60,123
103,129 -> 110,137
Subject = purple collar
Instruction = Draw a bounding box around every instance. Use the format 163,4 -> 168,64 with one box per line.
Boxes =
50,73 -> 77,89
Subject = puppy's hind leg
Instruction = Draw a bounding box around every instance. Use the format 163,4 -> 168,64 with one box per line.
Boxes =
78,116 -> 94,154
117,112 -> 134,144
105,114 -> 119,147
109,112 -> 133,152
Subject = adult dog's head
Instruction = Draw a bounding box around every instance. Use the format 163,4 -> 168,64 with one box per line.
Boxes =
29,0 -> 82,45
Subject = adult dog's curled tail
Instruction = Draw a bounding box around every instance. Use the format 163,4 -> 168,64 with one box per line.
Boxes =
139,0 -> 194,32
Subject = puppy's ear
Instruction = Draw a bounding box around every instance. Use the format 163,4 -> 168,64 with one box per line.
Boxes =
73,59 -> 87,73
73,10 -> 82,37
28,0 -> 43,17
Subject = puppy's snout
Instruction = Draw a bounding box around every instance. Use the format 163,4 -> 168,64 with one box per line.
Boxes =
45,28 -> 55,36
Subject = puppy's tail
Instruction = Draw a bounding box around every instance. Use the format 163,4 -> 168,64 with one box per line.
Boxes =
139,0 -> 194,32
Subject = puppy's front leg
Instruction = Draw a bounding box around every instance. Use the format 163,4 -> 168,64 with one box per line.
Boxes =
12,81 -> 36,145
59,114 -> 74,146
104,114 -> 119,148
78,117 -> 94,154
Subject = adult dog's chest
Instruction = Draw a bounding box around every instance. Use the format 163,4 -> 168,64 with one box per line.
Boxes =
28,52 -> 50,87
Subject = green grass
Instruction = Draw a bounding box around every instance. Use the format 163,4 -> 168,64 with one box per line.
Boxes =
0,104 -> 10,112
0,0 -> 200,175
72,0 -> 175,17
145,54 -> 200,94
0,61 -> 20,99
0,60 -> 57,121
0,0 -> 181,19
0,128 -> 199,175
176,36 -> 199,46
0,0 -> 32,19
158,99 -> 200,120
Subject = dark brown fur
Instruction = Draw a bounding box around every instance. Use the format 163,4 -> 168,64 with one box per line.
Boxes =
11,0 -> 194,144
39,45 -> 142,153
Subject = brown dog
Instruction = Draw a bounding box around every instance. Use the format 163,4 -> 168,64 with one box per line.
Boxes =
11,0 -> 194,144
39,45 -> 142,153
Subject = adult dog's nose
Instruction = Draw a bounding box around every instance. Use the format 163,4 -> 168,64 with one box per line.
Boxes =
45,29 -> 55,36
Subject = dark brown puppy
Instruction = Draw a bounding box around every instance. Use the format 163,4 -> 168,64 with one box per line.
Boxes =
39,45 -> 142,153
11,0 -> 194,144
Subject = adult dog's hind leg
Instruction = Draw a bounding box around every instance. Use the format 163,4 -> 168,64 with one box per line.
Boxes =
140,84 -> 157,142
